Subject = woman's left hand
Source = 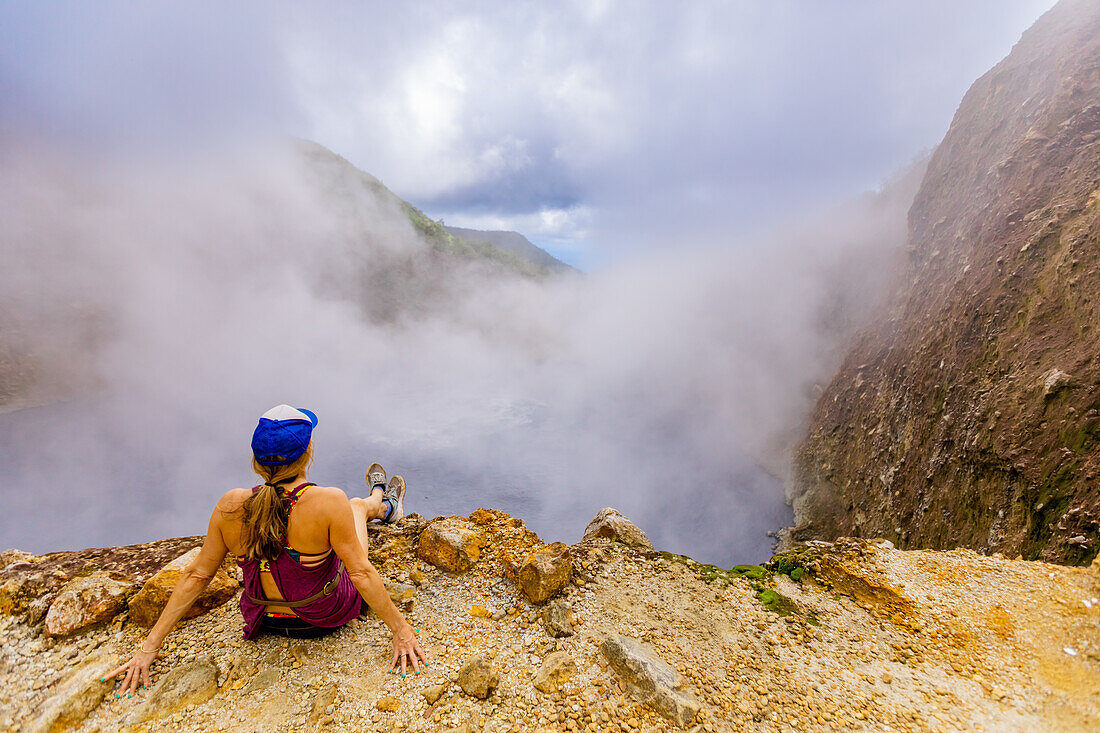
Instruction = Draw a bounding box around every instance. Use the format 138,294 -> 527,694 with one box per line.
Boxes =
390,624 -> 427,675
104,648 -> 159,697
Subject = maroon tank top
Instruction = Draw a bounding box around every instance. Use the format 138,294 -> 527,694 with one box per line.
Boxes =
237,482 -> 362,639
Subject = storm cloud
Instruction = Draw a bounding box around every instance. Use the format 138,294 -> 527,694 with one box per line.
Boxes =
2,0 -> 1056,265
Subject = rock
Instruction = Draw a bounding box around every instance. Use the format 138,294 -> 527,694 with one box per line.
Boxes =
223,655 -> 258,689
533,651 -> 578,694
263,648 -> 287,666
456,655 -> 499,699
24,653 -> 115,733
132,657 -> 218,723
417,518 -> 485,572
600,634 -> 702,727
408,566 -> 425,586
813,545 -> 913,617
308,683 -> 337,725
241,668 -> 281,694
648,686 -> 702,728
1,537 -> 203,619
517,542 -> 572,603
542,600 -> 574,638
385,579 -> 417,605
422,683 -> 447,705
0,570 -> 57,618
0,548 -> 38,570
27,595 -> 52,625
1043,369 -> 1073,398
600,634 -> 679,693
127,548 -> 238,627
44,571 -> 139,637
376,695 -> 401,712
581,508 -> 654,551
289,644 -> 308,665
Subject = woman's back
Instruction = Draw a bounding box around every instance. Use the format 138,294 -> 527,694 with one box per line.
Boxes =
220,482 -> 339,560
227,482 -> 364,638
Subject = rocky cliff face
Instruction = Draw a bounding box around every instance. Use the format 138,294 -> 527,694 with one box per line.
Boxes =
2,508 -> 1099,732
792,0 -> 1100,565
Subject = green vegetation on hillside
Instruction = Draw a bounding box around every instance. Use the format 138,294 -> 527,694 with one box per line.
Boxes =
399,202 -> 551,278
298,139 -> 555,279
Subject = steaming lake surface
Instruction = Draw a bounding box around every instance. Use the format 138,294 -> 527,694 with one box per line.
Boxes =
0,396 -> 792,566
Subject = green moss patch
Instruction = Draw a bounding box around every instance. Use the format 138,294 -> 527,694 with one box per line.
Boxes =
731,564 -> 768,580
655,551 -> 822,622
766,553 -> 810,582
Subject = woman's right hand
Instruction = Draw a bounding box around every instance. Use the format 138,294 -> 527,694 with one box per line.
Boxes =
390,624 -> 427,675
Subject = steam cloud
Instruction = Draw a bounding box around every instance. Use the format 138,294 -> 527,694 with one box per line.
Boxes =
0,132 -> 922,565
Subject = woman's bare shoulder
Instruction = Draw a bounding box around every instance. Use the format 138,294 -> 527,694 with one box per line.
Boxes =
304,484 -> 349,503
215,487 -> 253,512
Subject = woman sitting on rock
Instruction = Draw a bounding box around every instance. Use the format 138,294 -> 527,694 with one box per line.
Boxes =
107,404 -> 427,695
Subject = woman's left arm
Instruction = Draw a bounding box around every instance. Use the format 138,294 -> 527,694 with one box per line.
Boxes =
105,493 -> 234,696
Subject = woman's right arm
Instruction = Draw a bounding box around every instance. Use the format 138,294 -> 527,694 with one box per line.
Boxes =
321,489 -> 427,674
104,491 -> 236,695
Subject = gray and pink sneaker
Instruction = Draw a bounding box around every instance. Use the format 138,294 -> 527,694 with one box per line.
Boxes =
383,475 -> 406,524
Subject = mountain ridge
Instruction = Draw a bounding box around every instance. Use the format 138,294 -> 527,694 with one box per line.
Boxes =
444,226 -> 574,274
296,140 -> 569,279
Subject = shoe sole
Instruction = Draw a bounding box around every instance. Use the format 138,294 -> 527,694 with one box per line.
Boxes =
366,462 -> 386,488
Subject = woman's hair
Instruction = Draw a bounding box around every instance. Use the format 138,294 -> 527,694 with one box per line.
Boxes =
238,443 -> 314,561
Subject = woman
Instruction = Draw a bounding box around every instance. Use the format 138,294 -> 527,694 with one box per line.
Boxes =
106,404 -> 427,696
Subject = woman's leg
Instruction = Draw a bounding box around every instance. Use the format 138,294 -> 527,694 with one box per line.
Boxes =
349,497 -> 384,554
355,490 -> 389,523
349,498 -> 371,554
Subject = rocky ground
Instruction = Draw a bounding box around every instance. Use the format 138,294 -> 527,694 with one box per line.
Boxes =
1,507 -> 1099,732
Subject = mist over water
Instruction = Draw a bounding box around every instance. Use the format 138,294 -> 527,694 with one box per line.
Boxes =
0,137 -> 920,566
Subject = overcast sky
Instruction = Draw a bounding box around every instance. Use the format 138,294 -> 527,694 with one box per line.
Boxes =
1,0 -> 1058,268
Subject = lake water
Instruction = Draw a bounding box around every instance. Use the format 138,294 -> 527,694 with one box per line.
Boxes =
0,395 -> 792,567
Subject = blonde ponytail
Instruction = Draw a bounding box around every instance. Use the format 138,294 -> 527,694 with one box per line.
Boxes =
240,443 -> 313,561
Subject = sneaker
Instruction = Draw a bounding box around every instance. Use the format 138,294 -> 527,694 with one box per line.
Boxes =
382,475 -> 406,524
366,462 -> 386,490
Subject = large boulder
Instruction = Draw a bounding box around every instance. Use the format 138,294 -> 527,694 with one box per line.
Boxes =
308,683 -> 338,725
533,651 -> 578,694
0,549 -> 38,569
25,653 -> 116,733
542,600 -> 575,638
44,571 -> 139,637
127,548 -> 238,627
417,517 -> 485,572
581,508 -> 654,551
456,655 -> 499,699
517,542 -> 572,603
131,657 -> 219,724
600,634 -> 702,727
1,537 -> 203,620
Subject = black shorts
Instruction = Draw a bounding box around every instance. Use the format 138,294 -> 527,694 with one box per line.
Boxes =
259,615 -> 342,639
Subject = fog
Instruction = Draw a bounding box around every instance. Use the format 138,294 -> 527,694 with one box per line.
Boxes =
0,132 -> 922,565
